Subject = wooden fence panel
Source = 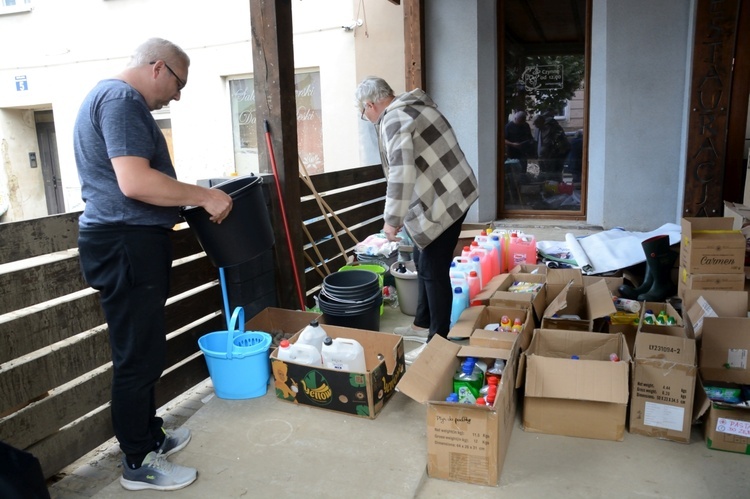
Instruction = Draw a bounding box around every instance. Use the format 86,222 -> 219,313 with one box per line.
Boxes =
0,164 -> 386,477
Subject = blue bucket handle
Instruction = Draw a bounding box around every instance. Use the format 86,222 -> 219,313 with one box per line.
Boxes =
224,307 -> 245,360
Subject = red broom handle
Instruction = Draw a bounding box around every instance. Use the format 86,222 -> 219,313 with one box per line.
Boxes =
264,120 -> 306,310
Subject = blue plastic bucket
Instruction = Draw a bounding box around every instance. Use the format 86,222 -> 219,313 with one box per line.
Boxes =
198,307 -> 272,399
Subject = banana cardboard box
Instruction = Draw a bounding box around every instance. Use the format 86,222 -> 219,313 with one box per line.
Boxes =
269,324 -> 405,419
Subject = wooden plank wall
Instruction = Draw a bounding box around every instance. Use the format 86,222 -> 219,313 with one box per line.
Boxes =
0,213 -> 223,479
300,165 -> 387,307
0,164 -> 386,477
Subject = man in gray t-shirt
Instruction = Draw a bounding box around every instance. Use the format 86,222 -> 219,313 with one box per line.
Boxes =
74,38 -> 231,492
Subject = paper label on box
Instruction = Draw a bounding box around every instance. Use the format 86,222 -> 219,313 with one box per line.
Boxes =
643,401 -> 684,432
691,296 -> 718,334
727,348 -> 748,369
716,418 -> 750,438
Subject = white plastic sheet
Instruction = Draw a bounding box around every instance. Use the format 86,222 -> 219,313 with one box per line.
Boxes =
538,223 -> 681,274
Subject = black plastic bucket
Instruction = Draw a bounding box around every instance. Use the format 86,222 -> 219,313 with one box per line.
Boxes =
322,270 -> 379,297
180,175 -> 274,268
320,293 -> 383,331
318,269 -> 382,331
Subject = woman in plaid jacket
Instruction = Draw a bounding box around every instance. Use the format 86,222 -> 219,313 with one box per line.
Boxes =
356,77 -> 478,341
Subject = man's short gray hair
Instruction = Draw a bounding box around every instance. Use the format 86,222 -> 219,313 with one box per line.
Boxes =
128,38 -> 190,68
355,77 -> 395,111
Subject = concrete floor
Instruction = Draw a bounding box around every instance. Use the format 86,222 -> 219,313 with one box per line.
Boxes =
47,221 -> 750,498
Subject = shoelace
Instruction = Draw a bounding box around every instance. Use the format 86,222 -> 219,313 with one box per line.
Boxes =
143,453 -> 174,473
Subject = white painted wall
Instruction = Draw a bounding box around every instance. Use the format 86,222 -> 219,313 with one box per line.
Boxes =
424,0 -> 483,224
0,0 -> 404,222
422,0 -> 696,231
588,0 -> 693,230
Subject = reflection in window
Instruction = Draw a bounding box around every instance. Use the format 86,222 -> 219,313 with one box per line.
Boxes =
229,71 -> 324,175
503,54 -> 585,212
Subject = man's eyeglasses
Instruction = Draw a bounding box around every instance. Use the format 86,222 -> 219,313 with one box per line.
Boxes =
360,104 -> 369,121
150,61 -> 186,91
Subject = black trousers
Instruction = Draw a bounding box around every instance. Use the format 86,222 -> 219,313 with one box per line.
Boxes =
78,225 -> 172,460
412,213 -> 467,340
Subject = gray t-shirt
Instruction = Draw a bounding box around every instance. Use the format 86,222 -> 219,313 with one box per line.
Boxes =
74,79 -> 180,228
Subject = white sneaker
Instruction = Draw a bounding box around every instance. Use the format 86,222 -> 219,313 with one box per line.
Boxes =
393,324 -> 429,339
405,343 -> 427,365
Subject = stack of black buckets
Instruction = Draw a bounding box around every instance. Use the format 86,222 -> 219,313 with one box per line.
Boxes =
318,270 -> 382,331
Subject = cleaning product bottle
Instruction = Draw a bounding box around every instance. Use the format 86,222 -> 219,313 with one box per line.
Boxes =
321,336 -> 367,372
453,360 -> 482,403
470,255 -> 484,288
511,317 -> 524,334
450,286 -> 468,328
486,358 -> 506,384
489,234 -> 504,276
500,315 -> 512,332
277,339 -> 323,366
296,319 -> 327,356
467,270 -> 480,300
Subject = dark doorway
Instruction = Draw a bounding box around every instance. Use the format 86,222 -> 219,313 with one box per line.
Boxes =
499,0 -> 589,219
34,110 -> 64,215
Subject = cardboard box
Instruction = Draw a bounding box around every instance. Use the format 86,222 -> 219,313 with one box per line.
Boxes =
397,335 -> 520,486
680,217 -> 745,274
639,301 -> 683,331
540,278 -> 617,332
246,307 -> 322,347
683,289 -> 748,341
448,304 -> 533,350
629,329 -> 697,443
269,325 -> 405,419
723,200 -> 750,266
677,266 -> 744,300
695,317 -> 750,454
488,272 -> 547,321
508,263 -> 548,276
521,328 -> 631,441
473,273 -> 512,306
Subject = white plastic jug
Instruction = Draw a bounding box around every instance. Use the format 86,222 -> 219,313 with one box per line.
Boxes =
321,336 -> 367,372
277,339 -> 323,366
296,319 -> 327,355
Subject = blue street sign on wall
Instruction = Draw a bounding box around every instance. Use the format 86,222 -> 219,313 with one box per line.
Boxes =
15,75 -> 28,91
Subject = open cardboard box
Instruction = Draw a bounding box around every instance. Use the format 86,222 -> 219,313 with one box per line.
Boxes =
540,278 -> 617,332
629,327 -> 696,443
246,306 -> 322,348
520,328 -> 631,441
680,217 -> 745,274
682,289 -> 748,341
488,272 -> 546,322
695,317 -> 750,454
448,304 -> 533,350
269,324 -> 405,419
396,336 -> 520,486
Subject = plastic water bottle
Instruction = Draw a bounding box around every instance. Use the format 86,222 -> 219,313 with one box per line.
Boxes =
296,319 -> 327,355
450,286 -> 468,328
277,339 -> 323,366
321,336 -> 367,372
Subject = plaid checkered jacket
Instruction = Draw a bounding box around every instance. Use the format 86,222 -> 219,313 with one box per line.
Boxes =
377,89 -> 478,249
